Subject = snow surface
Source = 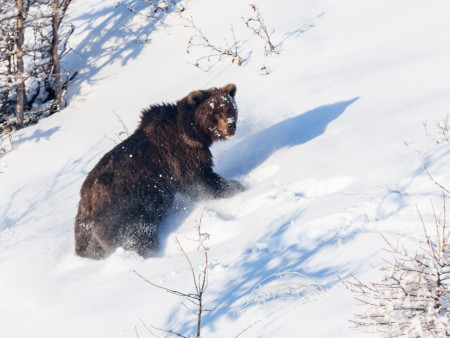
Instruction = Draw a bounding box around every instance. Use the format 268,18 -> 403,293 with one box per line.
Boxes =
1,0 -> 450,336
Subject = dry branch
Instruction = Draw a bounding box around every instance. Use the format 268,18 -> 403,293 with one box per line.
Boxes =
243,4 -> 278,56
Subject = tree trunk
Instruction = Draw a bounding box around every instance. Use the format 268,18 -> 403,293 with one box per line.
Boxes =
15,0 -> 26,128
50,0 -> 62,114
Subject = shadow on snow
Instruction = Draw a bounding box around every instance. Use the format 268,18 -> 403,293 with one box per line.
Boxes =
0,142 -> 104,236
217,97 -> 359,178
15,126 -> 61,145
64,0 -> 181,103
158,98 -> 359,258
163,214 -> 363,335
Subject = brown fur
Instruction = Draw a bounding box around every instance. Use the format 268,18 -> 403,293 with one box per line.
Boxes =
74,84 -> 243,259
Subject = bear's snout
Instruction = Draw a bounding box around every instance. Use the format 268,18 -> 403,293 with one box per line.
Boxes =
215,115 -> 237,139
226,118 -> 236,134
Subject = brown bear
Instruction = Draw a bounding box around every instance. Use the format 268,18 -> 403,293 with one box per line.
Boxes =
74,84 -> 243,259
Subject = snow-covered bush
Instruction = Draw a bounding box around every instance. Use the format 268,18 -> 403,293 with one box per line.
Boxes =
343,189 -> 450,337
424,115 -> 450,144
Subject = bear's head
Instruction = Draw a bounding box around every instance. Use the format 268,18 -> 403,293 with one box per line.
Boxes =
187,84 -> 238,142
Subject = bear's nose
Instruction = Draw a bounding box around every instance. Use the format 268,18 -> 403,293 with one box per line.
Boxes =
226,117 -> 236,132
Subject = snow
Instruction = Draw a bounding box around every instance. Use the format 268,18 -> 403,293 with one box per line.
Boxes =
1,0 -> 450,337
0,7 -> 18,23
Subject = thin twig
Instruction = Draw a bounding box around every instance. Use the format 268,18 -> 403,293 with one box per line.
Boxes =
424,166 -> 450,194
150,325 -> 187,338
134,270 -> 195,299
135,325 -> 140,338
175,237 -> 199,294
139,319 -> 160,338
234,320 -> 262,338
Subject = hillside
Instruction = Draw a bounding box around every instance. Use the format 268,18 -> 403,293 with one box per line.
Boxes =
1,0 -> 450,337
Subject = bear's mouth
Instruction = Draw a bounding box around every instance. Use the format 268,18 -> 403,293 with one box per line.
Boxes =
209,126 -> 235,140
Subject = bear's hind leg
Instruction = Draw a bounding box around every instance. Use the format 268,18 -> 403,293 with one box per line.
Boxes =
121,221 -> 159,258
91,217 -> 159,258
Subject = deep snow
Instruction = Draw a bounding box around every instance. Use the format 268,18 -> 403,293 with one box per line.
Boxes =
1,0 -> 450,337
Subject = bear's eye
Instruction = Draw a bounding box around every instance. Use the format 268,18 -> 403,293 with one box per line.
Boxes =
227,109 -> 236,117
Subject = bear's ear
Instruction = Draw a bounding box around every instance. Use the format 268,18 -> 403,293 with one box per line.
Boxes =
222,83 -> 237,97
187,90 -> 209,106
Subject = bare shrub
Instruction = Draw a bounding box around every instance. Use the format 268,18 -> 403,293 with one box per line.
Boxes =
242,4 -> 279,56
135,208 -> 210,337
119,2 -> 281,73
135,209 -> 261,338
184,16 -> 244,72
183,4 -> 280,73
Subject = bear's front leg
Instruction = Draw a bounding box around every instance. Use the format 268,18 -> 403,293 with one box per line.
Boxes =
198,170 -> 244,199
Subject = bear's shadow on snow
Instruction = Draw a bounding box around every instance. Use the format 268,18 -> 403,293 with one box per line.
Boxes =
158,98 -> 359,255
160,98 -> 359,236
217,97 -> 359,178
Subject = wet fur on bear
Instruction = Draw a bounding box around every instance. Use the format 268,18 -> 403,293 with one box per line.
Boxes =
74,84 -> 243,259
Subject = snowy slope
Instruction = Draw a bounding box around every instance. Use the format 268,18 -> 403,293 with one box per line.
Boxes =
1,0 -> 450,337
